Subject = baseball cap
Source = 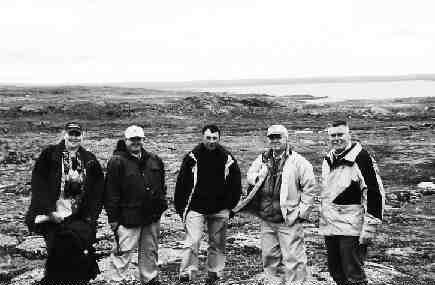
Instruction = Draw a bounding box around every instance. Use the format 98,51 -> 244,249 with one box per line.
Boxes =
64,122 -> 82,132
125,125 -> 145,139
267,124 -> 288,138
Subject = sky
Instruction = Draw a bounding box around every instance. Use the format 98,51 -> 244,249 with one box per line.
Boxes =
0,0 -> 434,84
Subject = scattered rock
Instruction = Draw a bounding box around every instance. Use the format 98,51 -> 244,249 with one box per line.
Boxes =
418,181 -> 435,191
370,106 -> 391,115
9,267 -> 44,285
385,247 -> 417,257
16,236 -> 46,259
243,262 -> 407,285
365,262 -> 408,281
19,105 -> 46,114
227,233 -> 261,254
295,129 -> 314,134
0,233 -> 19,251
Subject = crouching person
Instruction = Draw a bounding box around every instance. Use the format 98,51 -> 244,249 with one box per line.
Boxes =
25,122 -> 104,284
104,125 -> 168,285
233,124 -> 317,285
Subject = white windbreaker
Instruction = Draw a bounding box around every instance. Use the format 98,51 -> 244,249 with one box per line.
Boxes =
234,148 -> 317,226
320,142 -> 385,237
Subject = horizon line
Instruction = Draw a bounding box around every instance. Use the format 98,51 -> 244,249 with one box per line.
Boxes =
1,73 -> 434,88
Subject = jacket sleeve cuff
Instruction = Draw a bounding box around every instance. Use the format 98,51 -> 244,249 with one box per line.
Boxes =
361,213 -> 382,237
106,210 -> 119,224
298,202 -> 312,220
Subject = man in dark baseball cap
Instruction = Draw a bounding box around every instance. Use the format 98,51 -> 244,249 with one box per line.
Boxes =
25,120 -> 104,284
65,122 -> 82,133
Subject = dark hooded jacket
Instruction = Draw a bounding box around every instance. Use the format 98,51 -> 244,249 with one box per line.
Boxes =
174,143 -> 242,218
104,140 -> 168,227
25,140 -> 104,237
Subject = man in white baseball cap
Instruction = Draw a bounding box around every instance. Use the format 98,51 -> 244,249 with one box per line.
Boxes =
266,124 -> 289,138
233,124 -> 317,284
104,125 -> 167,285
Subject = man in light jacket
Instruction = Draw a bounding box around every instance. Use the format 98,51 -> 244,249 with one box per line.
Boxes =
320,120 -> 385,285
233,124 -> 317,284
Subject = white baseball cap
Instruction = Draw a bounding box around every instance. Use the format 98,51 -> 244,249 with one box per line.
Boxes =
124,125 -> 145,139
267,124 -> 288,138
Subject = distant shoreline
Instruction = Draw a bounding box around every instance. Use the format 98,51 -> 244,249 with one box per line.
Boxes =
1,74 -> 434,89
120,75 -> 435,90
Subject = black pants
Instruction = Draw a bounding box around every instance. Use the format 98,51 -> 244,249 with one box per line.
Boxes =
40,222 -> 60,256
38,220 -> 97,285
325,236 -> 368,285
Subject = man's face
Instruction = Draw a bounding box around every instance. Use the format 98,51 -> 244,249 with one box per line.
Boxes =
64,129 -> 83,149
202,129 -> 220,151
267,134 -> 287,153
126,137 -> 143,154
328,125 -> 351,152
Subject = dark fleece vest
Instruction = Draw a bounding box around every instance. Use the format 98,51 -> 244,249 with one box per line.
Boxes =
257,152 -> 287,223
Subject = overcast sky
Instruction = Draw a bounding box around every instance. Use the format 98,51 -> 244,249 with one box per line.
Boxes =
0,0 -> 434,84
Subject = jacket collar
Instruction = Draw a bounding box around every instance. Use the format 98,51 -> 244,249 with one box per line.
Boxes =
112,139 -> 149,162
192,143 -> 228,157
326,142 -> 362,168
52,140 -> 87,161
263,145 -> 292,162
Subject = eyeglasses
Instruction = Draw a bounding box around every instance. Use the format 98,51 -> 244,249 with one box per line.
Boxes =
267,134 -> 282,140
67,130 -> 82,137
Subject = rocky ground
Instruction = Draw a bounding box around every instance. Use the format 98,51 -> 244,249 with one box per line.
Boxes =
0,86 -> 434,284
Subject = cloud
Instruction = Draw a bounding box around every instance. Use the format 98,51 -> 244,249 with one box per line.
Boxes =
0,0 -> 434,83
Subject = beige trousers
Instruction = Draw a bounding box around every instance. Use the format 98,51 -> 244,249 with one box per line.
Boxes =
261,220 -> 308,285
107,221 -> 160,282
179,210 -> 229,279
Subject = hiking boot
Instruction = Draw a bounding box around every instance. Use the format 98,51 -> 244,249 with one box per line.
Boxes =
206,272 -> 220,285
179,274 -> 190,283
142,277 -> 161,285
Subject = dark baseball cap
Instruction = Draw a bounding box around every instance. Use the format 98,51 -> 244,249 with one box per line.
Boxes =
64,122 -> 82,131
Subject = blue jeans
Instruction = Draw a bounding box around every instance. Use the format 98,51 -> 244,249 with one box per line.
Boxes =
179,209 -> 229,279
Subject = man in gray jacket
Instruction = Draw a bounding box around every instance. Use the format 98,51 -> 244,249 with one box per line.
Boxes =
234,124 -> 317,284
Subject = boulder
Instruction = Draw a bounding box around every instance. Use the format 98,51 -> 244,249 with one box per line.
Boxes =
0,233 -> 19,251
385,247 -> 416,257
16,236 -> 46,259
417,181 -> 435,190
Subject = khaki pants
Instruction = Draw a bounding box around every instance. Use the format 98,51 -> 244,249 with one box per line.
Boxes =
107,221 -> 160,282
261,220 -> 308,285
179,210 -> 229,279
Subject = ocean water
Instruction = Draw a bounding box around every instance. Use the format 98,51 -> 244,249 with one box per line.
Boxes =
181,80 -> 435,103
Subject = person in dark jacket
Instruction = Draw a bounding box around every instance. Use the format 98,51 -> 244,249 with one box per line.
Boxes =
25,122 -> 104,284
174,124 -> 242,285
104,125 -> 167,285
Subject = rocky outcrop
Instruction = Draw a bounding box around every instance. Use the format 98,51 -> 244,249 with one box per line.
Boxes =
16,236 -> 46,259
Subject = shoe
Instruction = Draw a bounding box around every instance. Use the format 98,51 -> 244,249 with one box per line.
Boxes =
206,272 -> 220,285
179,274 -> 190,283
145,277 -> 161,285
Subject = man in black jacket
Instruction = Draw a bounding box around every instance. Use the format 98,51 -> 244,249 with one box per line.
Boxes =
104,125 -> 167,285
174,124 -> 242,284
25,122 -> 104,284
